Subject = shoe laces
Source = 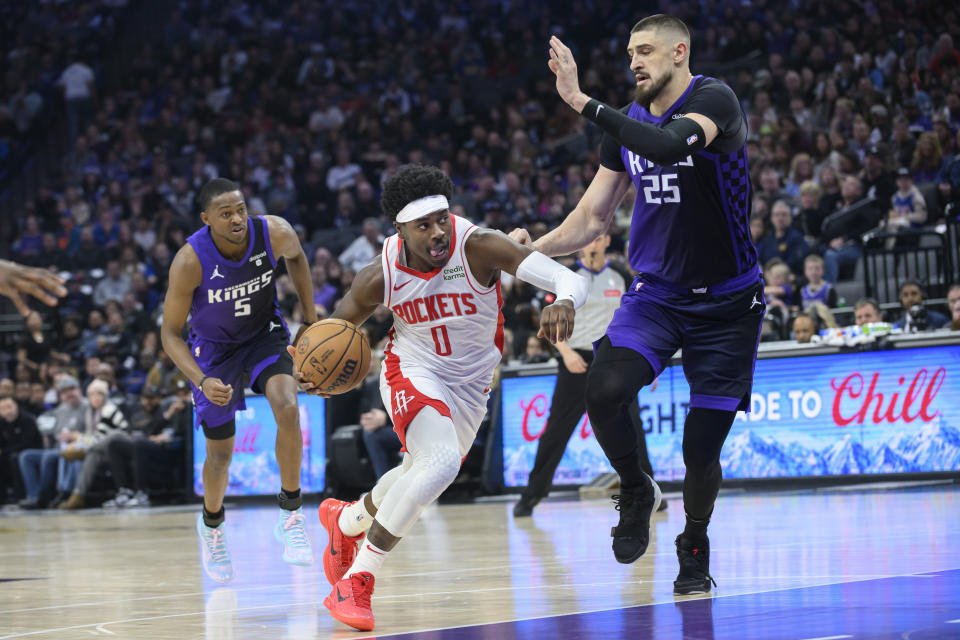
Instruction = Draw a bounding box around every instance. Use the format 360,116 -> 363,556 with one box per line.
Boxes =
349,573 -> 374,609
205,527 -> 230,564
612,486 -> 651,527
281,511 -> 309,548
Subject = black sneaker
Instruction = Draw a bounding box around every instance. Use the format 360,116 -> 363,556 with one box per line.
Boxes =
512,495 -> 540,517
673,533 -> 717,595
610,474 -> 661,564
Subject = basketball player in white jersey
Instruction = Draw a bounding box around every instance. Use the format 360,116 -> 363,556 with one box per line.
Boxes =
288,164 -> 588,631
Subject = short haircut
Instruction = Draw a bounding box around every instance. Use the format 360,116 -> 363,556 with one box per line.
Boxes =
854,298 -> 880,313
198,178 -> 241,212
900,279 -> 924,295
799,180 -> 821,196
948,283 -> 960,296
631,14 -> 690,42
792,313 -> 816,327
380,164 -> 453,222
0,394 -> 14,403
804,254 -> 824,266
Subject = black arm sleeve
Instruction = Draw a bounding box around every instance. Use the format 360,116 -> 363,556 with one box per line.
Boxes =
584,99 -> 707,166
680,80 -> 746,153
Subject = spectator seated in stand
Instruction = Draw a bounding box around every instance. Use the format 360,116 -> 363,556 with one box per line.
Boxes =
0,395 -> 42,505
947,285 -> 960,331
102,381 -> 190,508
792,254 -> 838,310
758,200 -> 809,274
896,280 -> 949,332
17,375 -> 86,509
854,298 -> 884,326
57,379 -> 129,510
791,314 -> 817,344
821,176 -> 882,282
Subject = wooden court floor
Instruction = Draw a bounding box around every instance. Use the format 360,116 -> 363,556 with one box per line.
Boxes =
2,482 -> 959,639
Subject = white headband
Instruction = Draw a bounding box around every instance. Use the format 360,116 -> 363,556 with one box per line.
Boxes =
396,195 -> 449,223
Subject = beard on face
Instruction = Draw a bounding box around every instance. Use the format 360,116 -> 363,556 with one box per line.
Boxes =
634,69 -> 673,109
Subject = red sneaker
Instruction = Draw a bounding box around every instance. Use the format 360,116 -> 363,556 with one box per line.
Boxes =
324,572 -> 375,631
318,499 -> 364,586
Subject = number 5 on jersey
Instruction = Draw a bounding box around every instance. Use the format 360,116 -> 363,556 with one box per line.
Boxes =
234,297 -> 251,316
431,325 -> 452,356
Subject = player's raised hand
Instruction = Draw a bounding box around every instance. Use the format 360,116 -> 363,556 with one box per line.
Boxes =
0,259 -> 67,316
508,228 -> 532,245
200,377 -> 233,406
548,35 -> 583,108
285,345 -> 332,397
538,299 -> 576,344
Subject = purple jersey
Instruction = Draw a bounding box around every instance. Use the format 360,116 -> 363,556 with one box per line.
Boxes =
800,282 -> 832,307
599,77 -> 757,291
185,215 -> 281,343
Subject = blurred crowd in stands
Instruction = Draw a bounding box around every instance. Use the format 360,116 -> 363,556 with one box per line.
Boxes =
2,0 -> 960,506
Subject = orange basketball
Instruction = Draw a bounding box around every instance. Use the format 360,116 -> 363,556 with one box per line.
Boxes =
293,319 -> 371,395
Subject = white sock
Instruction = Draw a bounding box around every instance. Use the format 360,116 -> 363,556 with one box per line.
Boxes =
345,539 -> 389,579
337,463 -> 408,536
338,494 -> 375,537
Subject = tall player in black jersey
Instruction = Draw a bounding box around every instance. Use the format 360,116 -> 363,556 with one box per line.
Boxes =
513,15 -> 763,594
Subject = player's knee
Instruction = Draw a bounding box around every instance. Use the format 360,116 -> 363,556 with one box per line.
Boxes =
273,400 -> 300,430
585,367 -> 633,419
410,445 -> 460,505
206,449 -> 233,470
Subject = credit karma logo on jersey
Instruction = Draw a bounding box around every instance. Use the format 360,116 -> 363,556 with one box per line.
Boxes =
207,270 -> 273,303
392,292 -> 477,325
443,265 -> 465,280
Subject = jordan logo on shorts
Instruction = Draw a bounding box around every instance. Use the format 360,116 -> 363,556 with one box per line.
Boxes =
394,390 -> 413,415
750,294 -> 761,309
210,265 -> 225,280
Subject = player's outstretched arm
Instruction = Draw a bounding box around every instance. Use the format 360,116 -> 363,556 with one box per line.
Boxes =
524,166 -> 631,257
160,246 -> 233,406
0,259 -> 67,316
466,229 -> 587,343
546,36 -> 720,165
265,216 -> 319,343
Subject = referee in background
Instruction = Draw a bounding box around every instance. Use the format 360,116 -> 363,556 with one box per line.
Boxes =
512,233 -> 664,517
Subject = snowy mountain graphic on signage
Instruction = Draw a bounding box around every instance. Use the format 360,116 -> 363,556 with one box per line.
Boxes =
823,435 -> 871,475
896,420 -> 960,471
718,417 -> 960,478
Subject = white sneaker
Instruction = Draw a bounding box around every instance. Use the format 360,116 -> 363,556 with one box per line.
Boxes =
103,488 -> 134,509
274,507 -> 314,566
197,515 -> 234,583
126,490 -> 151,508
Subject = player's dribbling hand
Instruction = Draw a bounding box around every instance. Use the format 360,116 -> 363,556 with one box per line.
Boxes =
201,377 -> 233,406
538,299 -> 576,344
0,259 -> 67,316
508,228 -> 532,245
285,345 -> 332,398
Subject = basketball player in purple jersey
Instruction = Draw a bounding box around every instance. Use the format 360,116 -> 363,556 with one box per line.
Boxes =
161,178 -> 319,582
513,15 -> 763,594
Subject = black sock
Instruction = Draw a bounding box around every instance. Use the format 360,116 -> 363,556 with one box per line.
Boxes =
203,506 -> 225,528
278,487 -> 302,511
609,446 -> 647,489
683,512 -> 710,541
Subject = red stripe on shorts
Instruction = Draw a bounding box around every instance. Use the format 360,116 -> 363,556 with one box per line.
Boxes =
383,339 -> 452,452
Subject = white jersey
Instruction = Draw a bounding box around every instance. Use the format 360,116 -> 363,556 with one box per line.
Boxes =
380,215 -> 503,388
